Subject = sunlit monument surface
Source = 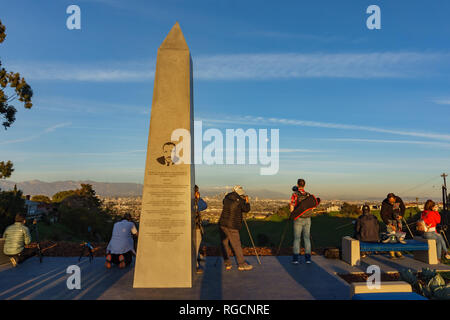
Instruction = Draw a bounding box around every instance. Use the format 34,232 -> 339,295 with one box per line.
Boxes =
133,22 -> 196,288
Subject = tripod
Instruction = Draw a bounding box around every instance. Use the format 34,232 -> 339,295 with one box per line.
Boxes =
276,219 -> 290,256
440,228 -> 450,248
243,218 -> 261,265
32,220 -> 43,263
214,219 -> 262,267
79,242 -> 94,263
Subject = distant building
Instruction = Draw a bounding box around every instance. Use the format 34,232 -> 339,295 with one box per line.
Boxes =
25,195 -> 54,220
326,205 -> 341,212
25,199 -> 41,218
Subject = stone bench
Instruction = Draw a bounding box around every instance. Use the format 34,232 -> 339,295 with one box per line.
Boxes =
351,281 -> 412,296
352,292 -> 427,300
342,236 -> 438,266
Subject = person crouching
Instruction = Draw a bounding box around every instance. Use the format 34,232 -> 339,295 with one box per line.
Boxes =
3,213 -> 31,267
105,213 -> 138,269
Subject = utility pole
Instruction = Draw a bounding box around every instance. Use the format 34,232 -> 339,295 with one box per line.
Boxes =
442,173 -> 448,211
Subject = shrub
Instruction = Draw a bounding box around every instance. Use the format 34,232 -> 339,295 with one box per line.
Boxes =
257,233 -> 270,246
0,188 -> 26,233
340,202 -> 361,217
59,206 -> 113,242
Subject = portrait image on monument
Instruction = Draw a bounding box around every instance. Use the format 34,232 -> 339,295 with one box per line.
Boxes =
157,141 -> 179,166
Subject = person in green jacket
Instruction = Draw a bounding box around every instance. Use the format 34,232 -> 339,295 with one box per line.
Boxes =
3,213 -> 31,267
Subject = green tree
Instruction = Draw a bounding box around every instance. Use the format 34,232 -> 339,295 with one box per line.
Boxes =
52,190 -> 77,203
0,160 -> 14,179
0,20 -> 33,180
0,187 -> 26,233
340,202 -> 361,216
76,184 -> 102,207
30,195 -> 51,203
58,184 -> 111,241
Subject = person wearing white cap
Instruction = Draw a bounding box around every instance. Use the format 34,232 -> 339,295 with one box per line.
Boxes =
218,185 -> 253,271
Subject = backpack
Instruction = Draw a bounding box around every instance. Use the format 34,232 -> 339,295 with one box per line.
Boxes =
290,193 -> 320,220
416,214 -> 430,233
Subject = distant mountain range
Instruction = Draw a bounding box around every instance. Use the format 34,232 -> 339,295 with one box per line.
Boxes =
0,180 -> 291,199
0,180 -> 437,202
0,180 -> 143,198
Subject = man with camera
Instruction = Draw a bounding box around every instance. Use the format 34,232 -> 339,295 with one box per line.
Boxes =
290,179 -> 313,264
218,185 -> 253,271
105,213 -> 138,269
380,193 -> 407,258
194,185 -> 208,274
3,213 -> 32,267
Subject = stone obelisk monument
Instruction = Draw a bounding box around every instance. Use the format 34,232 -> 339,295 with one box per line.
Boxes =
133,22 -> 196,288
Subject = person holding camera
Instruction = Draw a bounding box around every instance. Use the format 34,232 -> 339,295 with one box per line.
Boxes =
290,179 -> 313,264
194,185 -> 208,274
380,193 -> 407,258
3,213 -> 31,267
105,213 -> 138,269
218,185 -> 253,271
420,200 -> 450,262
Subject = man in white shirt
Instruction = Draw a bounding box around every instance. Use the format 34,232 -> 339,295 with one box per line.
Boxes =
105,213 -> 138,269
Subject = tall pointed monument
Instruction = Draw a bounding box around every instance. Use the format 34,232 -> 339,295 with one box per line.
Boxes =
133,22 -> 196,288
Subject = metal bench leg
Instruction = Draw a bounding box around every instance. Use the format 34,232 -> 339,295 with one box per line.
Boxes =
342,236 -> 361,266
413,237 -> 438,265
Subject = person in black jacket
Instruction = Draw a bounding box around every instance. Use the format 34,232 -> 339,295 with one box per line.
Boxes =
218,185 -> 253,271
380,193 -> 407,258
355,205 -> 380,257
355,205 -> 380,242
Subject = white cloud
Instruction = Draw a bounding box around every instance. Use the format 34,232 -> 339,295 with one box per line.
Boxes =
0,122 -> 71,145
433,99 -> 450,105
318,138 -> 450,148
202,116 -> 450,142
11,51 -> 449,82
194,52 -> 446,80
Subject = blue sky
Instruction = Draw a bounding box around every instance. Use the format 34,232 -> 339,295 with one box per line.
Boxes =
1,0 -> 449,199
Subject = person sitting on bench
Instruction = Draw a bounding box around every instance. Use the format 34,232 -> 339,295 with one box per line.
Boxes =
355,205 -> 380,258
105,213 -> 138,269
2,213 -> 31,267
381,193 -> 406,259
419,200 -> 450,262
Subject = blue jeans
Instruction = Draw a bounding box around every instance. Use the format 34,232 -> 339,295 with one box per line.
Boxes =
423,232 -> 448,259
293,217 -> 311,255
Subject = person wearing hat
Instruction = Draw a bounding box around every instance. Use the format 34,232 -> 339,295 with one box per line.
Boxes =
218,185 -> 253,271
105,213 -> 138,269
355,204 -> 380,258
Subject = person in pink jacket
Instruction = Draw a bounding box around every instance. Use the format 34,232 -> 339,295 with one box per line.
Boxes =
421,200 -> 450,262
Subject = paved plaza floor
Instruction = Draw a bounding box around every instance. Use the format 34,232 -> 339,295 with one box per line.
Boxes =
0,254 -> 449,300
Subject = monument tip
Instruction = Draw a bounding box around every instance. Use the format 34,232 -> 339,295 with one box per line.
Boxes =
160,22 -> 189,50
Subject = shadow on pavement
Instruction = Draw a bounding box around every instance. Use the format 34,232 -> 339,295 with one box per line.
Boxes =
0,257 -> 131,300
275,255 -> 349,300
